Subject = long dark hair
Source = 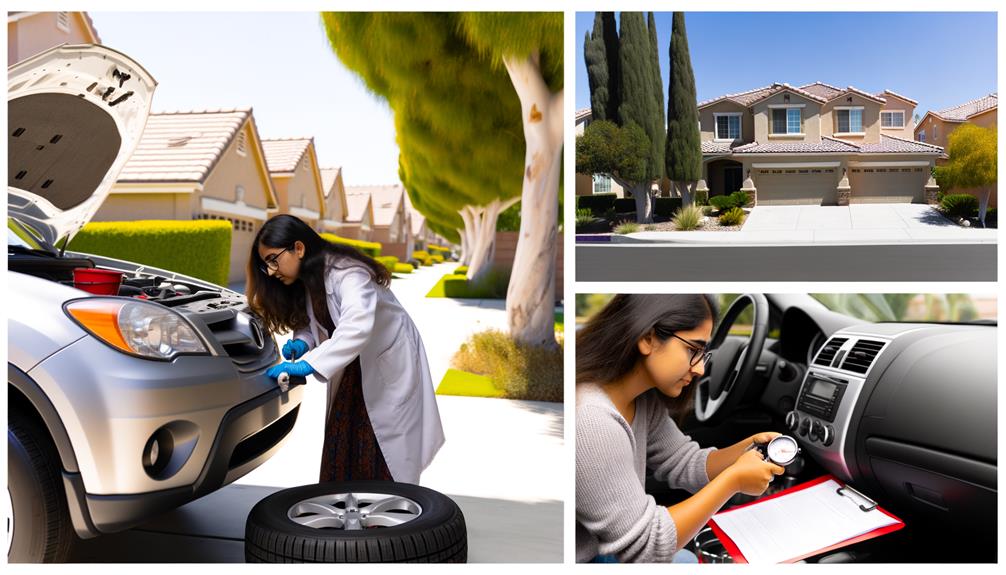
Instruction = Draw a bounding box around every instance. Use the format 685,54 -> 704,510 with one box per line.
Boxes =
247,214 -> 391,335
576,294 -> 718,418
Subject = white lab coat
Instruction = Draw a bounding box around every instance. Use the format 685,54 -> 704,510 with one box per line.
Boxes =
293,253 -> 444,484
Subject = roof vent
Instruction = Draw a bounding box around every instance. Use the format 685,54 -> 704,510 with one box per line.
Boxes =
840,339 -> 886,374
814,337 -> 848,367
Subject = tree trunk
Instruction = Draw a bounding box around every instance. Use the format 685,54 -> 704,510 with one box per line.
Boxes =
674,181 -> 695,206
503,52 -> 561,349
979,186 -> 991,228
631,183 -> 653,223
463,198 -> 517,283
458,207 -> 475,266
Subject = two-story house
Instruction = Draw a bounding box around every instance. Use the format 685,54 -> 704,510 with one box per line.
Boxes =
699,82 -> 943,206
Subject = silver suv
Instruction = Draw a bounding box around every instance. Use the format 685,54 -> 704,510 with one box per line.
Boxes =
7,44 -> 302,562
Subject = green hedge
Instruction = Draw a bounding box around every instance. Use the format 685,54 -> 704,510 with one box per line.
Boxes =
412,250 -> 433,266
614,198 -> 636,213
428,244 -> 452,255
431,254 -> 444,264
576,193 -> 617,216
67,220 -> 231,286
393,262 -> 414,274
454,265 -> 469,275
375,256 -> 398,272
319,233 -> 382,257
426,267 -> 510,299
654,197 -> 683,218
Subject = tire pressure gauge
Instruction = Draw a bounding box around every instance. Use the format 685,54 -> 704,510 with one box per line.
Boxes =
755,435 -> 800,466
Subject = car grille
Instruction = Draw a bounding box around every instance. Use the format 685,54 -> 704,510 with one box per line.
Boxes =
195,308 -> 277,373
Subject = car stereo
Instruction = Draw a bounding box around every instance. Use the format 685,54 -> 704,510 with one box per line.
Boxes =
796,373 -> 848,423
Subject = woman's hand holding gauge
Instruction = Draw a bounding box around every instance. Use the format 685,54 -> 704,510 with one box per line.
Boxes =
282,338 -> 310,360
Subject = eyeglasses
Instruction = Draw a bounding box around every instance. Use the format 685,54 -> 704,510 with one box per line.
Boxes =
670,333 -> 711,367
260,247 -> 292,275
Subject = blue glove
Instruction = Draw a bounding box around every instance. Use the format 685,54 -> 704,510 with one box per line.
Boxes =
282,338 -> 310,360
266,360 -> 315,380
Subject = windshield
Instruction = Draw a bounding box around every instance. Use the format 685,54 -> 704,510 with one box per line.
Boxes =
812,293 -> 996,324
8,217 -> 49,251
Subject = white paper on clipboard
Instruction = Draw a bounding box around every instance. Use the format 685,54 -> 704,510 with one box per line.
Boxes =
710,479 -> 900,564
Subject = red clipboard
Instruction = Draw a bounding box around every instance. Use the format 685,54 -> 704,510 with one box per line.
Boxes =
706,475 -> 904,563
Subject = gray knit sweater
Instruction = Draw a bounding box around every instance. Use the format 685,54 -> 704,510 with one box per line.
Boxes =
576,382 -> 715,563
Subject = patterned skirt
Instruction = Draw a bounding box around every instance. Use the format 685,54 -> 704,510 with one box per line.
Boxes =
318,357 -> 394,482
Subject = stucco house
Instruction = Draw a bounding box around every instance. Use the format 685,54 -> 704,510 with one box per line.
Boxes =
261,138 -> 326,231
404,193 -> 430,251
699,82 -> 943,205
8,11 -> 99,66
319,167 -> 351,236
95,108 -> 278,283
347,185 -> 412,260
575,108 -> 627,198
342,188 -> 375,242
914,93 -> 997,148
915,93 -> 998,208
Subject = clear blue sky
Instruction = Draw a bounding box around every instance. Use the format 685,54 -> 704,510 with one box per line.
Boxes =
575,12 -> 997,120
92,12 -> 399,186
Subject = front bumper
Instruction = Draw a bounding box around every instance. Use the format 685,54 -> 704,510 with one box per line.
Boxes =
26,334 -> 302,537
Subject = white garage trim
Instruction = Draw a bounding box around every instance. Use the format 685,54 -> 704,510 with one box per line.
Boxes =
201,196 -> 268,221
290,206 -> 320,220
847,161 -> 932,168
752,161 -> 842,169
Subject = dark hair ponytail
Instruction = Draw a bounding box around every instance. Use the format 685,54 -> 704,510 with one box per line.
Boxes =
246,214 -> 391,335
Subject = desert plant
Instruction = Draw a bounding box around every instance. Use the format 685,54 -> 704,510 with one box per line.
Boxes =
728,190 -> 750,208
576,208 -> 595,226
701,205 -> 715,216
718,206 -> 746,226
709,195 -> 734,212
614,221 -> 640,234
671,204 -> 703,230
940,193 -> 979,219
694,188 -> 709,206
452,329 -> 564,402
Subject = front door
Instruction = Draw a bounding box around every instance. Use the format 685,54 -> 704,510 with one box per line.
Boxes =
724,166 -> 743,194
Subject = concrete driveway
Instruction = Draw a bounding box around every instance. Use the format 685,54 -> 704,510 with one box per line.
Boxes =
743,204 -> 963,235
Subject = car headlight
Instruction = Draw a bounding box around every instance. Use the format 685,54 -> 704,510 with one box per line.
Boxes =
64,298 -> 210,360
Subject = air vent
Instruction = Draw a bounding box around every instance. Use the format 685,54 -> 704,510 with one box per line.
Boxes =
814,337 -> 847,367
841,339 -> 885,374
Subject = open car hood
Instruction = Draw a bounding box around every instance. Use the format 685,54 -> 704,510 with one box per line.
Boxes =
7,44 -> 156,250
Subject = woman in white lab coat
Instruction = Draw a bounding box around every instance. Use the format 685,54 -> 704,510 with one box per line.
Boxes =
247,214 -> 444,484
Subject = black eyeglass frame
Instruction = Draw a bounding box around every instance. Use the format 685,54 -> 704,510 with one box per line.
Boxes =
669,333 -> 712,367
259,246 -> 292,275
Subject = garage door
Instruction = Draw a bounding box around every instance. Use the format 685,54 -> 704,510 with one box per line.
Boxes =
229,220 -> 257,284
754,169 -> 838,205
848,167 -> 926,203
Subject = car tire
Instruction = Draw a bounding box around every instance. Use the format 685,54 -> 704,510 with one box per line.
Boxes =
244,481 -> 466,563
8,411 -> 75,563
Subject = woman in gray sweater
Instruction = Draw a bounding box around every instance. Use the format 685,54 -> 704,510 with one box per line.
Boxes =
576,294 -> 785,563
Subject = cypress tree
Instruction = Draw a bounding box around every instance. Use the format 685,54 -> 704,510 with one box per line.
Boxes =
665,12 -> 703,204
584,12 -> 619,122
647,12 -> 666,183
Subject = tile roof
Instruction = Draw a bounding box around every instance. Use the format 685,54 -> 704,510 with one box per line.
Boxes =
319,167 -> 342,199
732,137 -> 861,154
701,141 -> 740,154
934,93 -> 998,121
798,81 -> 844,101
118,108 -> 252,182
858,134 -> 944,154
575,108 -> 592,123
344,192 -> 372,223
698,84 -> 776,108
261,138 -> 313,173
878,89 -> 918,106
347,185 -> 404,228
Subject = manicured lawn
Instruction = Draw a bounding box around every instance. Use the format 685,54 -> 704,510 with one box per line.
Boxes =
436,368 -> 505,398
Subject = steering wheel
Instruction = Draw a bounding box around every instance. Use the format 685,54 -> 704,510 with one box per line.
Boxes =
694,294 -> 769,424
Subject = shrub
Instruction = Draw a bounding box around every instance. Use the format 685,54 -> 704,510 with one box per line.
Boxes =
452,329 -> 564,402
719,207 -> 746,226
702,205 -> 715,216
412,250 -> 433,266
375,256 -> 399,272
454,265 -> 469,275
68,220 -> 231,286
614,198 -> 636,214
319,233 -> 382,257
393,262 -> 414,274
729,190 -> 751,208
672,204 -> 704,231
431,254 -> 445,264
654,197 -> 683,218
576,193 -> 617,216
426,266 -> 511,299
614,221 -> 639,234
940,193 -> 979,219
695,188 -> 709,206
576,208 -> 595,226
709,195 -> 735,212
428,244 -> 451,254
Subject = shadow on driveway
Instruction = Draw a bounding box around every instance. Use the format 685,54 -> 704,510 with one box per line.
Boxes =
69,484 -> 562,563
